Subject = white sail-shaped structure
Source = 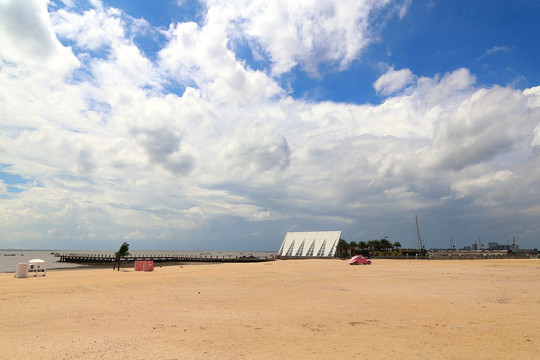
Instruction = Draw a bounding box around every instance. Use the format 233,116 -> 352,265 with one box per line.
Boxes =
278,231 -> 341,258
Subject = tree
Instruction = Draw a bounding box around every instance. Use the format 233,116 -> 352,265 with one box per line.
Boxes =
337,239 -> 349,257
114,242 -> 131,271
367,239 -> 381,256
393,242 -> 402,251
349,241 -> 358,256
380,238 -> 392,253
358,241 -> 367,250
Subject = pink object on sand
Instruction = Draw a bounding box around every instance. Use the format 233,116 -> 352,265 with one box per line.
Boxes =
143,260 -> 154,271
349,255 -> 372,265
134,260 -> 144,271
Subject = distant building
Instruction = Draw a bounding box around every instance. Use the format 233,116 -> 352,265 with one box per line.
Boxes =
470,242 -> 519,251
401,249 -> 426,256
278,231 -> 341,258
486,242 -> 520,251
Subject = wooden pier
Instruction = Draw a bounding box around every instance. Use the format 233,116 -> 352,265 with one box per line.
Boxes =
54,253 -> 275,264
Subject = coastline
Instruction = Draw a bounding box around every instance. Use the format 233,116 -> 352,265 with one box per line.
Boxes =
0,249 -> 276,273
1,259 -> 538,359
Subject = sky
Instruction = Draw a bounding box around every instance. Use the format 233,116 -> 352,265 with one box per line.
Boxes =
1,0 -> 540,251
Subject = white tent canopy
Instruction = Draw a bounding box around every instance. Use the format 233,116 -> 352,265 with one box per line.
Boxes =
28,259 -> 47,276
28,259 -> 46,264
278,231 -> 341,258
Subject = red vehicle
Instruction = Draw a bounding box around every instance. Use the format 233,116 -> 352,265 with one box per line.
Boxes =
349,255 -> 371,265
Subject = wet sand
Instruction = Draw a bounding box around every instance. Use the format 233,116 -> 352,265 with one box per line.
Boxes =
0,259 -> 538,359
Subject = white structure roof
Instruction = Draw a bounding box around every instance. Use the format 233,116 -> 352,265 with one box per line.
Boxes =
28,259 -> 46,264
27,258 -> 47,277
278,231 -> 341,257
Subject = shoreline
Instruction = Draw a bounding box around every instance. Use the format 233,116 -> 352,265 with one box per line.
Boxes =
4,256 -> 538,274
0,249 -> 277,273
3,260 -> 221,274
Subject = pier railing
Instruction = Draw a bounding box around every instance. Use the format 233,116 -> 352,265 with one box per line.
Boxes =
53,253 -> 275,264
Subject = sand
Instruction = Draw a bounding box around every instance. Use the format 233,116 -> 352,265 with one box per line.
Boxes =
0,259 -> 538,359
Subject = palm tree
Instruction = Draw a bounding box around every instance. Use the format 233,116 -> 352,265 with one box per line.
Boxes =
337,239 -> 348,257
114,242 -> 131,271
358,241 -> 367,251
380,238 -> 392,253
349,241 -> 358,256
367,239 -> 381,256
393,241 -> 402,252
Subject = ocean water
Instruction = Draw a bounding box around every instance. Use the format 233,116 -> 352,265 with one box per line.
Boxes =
0,250 -> 276,273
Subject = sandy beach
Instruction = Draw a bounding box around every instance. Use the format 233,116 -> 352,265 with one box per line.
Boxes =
0,259 -> 538,359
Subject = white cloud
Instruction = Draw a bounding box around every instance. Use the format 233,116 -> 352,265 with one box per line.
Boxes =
426,86 -> 534,171
159,18 -> 283,104
124,230 -> 143,240
452,170 -> 513,203
481,45 -> 510,59
52,7 -> 125,50
525,86 -> 540,147
374,66 -> 415,95
0,0 -> 79,81
57,0 -> 76,9
396,0 -> 411,19
219,121 -> 291,174
203,0 -> 394,76
371,70 -> 538,181
0,180 -> 7,195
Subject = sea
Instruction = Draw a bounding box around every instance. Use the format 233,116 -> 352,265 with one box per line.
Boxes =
0,249 -> 277,273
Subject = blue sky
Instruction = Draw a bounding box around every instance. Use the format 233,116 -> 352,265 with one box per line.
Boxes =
89,0 -> 540,104
1,0 -> 539,251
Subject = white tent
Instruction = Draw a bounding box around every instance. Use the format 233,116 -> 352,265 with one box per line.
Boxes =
28,259 -> 47,277
15,263 -> 29,278
278,231 -> 341,258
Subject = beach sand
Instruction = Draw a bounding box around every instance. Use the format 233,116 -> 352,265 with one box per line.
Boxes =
0,259 -> 538,359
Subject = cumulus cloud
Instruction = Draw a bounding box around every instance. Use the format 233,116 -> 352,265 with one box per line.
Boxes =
372,69 -> 538,180
220,122 -> 291,174
374,66 -> 415,95
52,6 -> 125,50
159,19 -> 283,104
451,170 -> 513,204
0,0 -> 79,80
129,125 -> 195,175
203,0 -> 397,76
524,86 -> 540,148
427,86 -> 535,171
0,180 -> 7,195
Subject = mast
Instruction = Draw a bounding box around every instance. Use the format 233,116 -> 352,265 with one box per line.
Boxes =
415,214 -> 424,251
